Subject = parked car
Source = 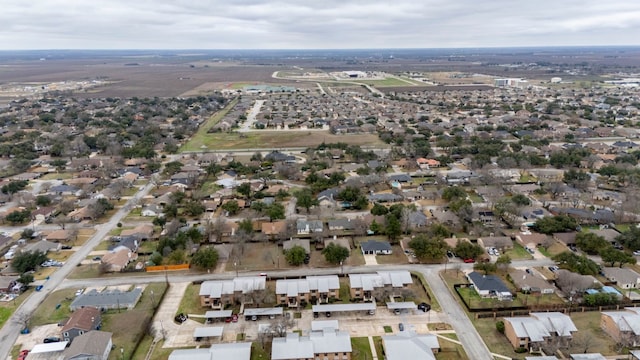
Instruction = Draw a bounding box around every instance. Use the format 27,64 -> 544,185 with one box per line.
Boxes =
417,302 -> 431,312
251,315 -> 258,321
463,258 -> 475,263
174,313 -> 187,323
325,312 -> 331,317
398,323 -> 404,331
44,337 -> 61,343
17,350 -> 29,360
634,250 -> 640,256
231,314 -> 238,323
393,309 -> 400,315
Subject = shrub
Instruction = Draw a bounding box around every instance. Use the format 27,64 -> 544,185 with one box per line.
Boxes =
496,320 -> 505,334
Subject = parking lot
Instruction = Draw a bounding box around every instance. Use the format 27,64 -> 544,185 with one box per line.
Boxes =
162,306 -> 443,348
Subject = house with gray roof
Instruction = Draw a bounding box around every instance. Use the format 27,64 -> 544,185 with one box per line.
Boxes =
199,276 -> 266,309
70,288 -> 142,311
368,193 -> 403,203
349,271 -> 413,301
271,329 -> 352,360
63,330 -> 112,360
383,331 -> 439,360
327,218 -> 356,231
275,275 -> 340,307
503,312 -> 577,351
601,267 -> 640,289
296,219 -> 324,235
360,240 -> 392,255
467,271 -> 512,300
509,269 -> 556,294
168,342 -> 252,360
601,308 -> 640,346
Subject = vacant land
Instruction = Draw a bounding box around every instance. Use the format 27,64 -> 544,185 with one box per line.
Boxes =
180,98 -> 239,151
351,337 -> 374,360
183,130 -> 385,151
30,289 -> 76,327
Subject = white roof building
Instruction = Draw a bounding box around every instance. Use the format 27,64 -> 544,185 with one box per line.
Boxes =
199,277 -> 266,298
169,342 -> 252,360
383,332 -> 439,360
349,271 -> 412,290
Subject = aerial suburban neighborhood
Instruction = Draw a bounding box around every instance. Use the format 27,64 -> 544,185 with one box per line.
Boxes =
2,48 -> 640,360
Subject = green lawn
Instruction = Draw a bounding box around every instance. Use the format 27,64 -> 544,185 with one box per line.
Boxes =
30,289 -> 76,326
180,98 -> 239,152
372,336 -> 384,359
351,337 -> 374,360
0,307 -> 13,328
412,272 -> 441,312
176,283 -> 205,318
505,244 -> 533,260
251,342 -> 271,360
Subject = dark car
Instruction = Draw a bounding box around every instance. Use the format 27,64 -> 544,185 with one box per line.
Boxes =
61,245 -> 72,250
417,302 -> 431,312
44,337 -> 61,343
174,313 -> 187,323
398,323 -> 404,331
325,312 -> 331,317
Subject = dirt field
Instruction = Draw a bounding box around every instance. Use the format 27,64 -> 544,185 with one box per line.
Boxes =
0,59 -> 287,99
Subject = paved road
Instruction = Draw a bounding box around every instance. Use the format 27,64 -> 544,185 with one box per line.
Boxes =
0,181 -> 155,360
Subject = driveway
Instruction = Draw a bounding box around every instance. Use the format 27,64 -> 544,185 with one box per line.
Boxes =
151,282 -> 189,343
363,254 -> 378,265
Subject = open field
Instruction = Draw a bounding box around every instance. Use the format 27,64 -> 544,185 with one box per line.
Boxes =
351,337 -> 374,360
180,98 -> 239,151
182,130 -> 385,152
357,77 -> 417,87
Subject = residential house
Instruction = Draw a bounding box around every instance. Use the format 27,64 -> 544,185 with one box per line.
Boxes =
328,219 -> 356,231
61,307 -> 102,343
45,229 -> 71,243
168,342 -> 252,360
477,236 -> 513,250
508,269 -> 556,294
407,211 -> 428,229
516,232 -> 550,248
199,277 -> 266,309
600,308 -> 640,346
349,271 -> 413,301
383,331 -> 440,360
360,240 -> 392,255
276,275 -> 340,307
283,239 -> 311,254
467,271 -> 512,300
271,330 -> 352,360
32,206 -> 56,222
296,220 -> 324,235
101,248 -> 137,272
63,330 -> 112,360
601,267 -> 640,289
261,221 -> 287,238
120,224 -> 154,240
23,239 -> 61,254
141,204 -> 162,217
70,288 -> 143,311
553,232 -> 577,247
503,312 -> 578,351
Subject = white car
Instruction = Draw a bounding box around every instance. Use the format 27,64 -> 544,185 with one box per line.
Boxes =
633,250 -> 640,256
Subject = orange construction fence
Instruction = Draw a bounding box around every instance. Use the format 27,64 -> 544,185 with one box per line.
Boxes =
146,264 -> 190,272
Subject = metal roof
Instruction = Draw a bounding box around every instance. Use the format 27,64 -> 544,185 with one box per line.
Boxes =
386,302 -> 417,310
30,341 -> 69,353
382,332 -> 438,360
311,320 -> 339,331
271,333 -> 314,360
205,310 -> 232,318
569,354 -> 606,360
312,303 -> 376,312
244,307 -> 283,316
193,326 -> 224,338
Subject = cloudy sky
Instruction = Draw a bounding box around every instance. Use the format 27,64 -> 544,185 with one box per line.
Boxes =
1,0 -> 640,49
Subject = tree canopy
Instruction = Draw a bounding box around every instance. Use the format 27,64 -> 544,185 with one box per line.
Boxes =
12,251 -> 48,273
575,232 -> 609,255
454,241 -> 484,260
285,245 -> 307,266
553,251 -> 599,275
322,243 -> 350,264
409,234 -> 448,262
191,247 -> 219,269
533,215 -> 578,234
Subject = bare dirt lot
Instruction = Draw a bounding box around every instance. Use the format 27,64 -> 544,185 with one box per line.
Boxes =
0,59 -> 288,99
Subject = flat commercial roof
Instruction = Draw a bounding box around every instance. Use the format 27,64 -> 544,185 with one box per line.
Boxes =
31,341 -> 69,353
205,310 -> 232,318
244,307 -> 283,316
386,302 -> 417,310
193,326 -> 224,338
312,303 -> 376,312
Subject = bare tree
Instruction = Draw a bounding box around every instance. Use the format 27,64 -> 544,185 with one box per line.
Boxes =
13,311 -> 30,330
570,332 -> 594,354
268,316 -> 295,337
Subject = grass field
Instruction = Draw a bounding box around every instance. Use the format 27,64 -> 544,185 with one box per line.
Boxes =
357,78 -> 417,87
30,289 -> 76,326
180,98 -> 239,151
183,130 -> 385,152
0,307 -> 13,329
176,283 -> 203,318
437,335 -> 469,360
504,244 -> 534,260
351,337 -> 374,360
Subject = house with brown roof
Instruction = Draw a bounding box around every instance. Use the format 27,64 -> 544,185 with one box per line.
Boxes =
120,224 -> 154,240
509,269 -> 556,294
553,232 -> 577,246
46,229 -> 71,242
262,221 -> 287,237
61,307 -> 102,343
101,248 -> 137,272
